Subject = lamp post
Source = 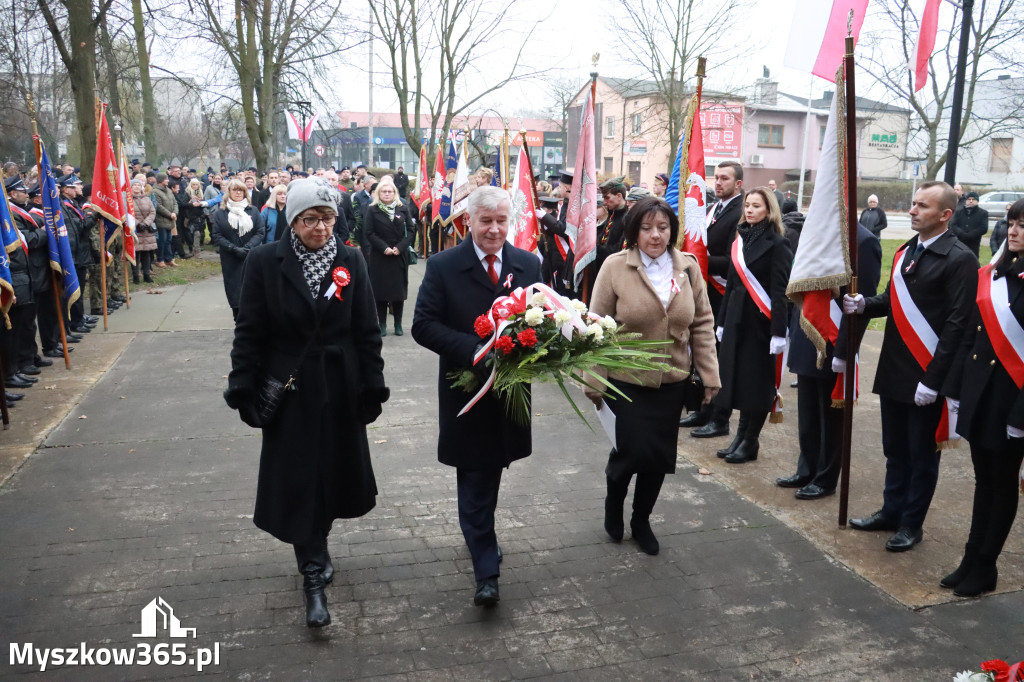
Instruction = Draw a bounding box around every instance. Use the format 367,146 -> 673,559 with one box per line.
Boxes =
944,0 -> 974,185
289,100 -> 313,172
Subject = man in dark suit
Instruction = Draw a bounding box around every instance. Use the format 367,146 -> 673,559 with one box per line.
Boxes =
681,161 -> 743,437
949,190 -> 989,257
778,223 -> 882,499
844,181 -> 979,552
412,186 -> 543,606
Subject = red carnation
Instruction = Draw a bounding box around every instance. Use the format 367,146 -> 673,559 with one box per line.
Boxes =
517,328 -> 538,348
508,299 -> 527,316
474,313 -> 494,338
495,335 -> 516,355
981,660 -> 1010,682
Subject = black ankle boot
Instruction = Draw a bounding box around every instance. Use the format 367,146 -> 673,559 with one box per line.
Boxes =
379,323 -> 387,337
394,322 -> 404,336
725,411 -> 766,463
940,551 -> 974,589
303,573 -> 331,627
630,519 -> 659,555
717,413 -> 748,458
954,558 -> 998,598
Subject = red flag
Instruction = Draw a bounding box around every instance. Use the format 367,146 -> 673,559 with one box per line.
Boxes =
430,144 -> 445,226
784,0 -> 869,83
566,89 -> 597,289
680,93 -> 709,282
92,105 -> 123,249
912,0 -> 942,92
509,146 -> 540,254
415,145 -> 430,208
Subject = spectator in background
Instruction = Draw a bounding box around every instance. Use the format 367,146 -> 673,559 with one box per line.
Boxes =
781,198 -> 805,253
768,179 -> 785,207
394,166 -> 410,200
860,194 -> 888,238
652,173 -> 669,198
951,191 -> 989,257
260,185 -> 288,243
211,178 -> 266,320
954,183 -> 966,211
131,179 -> 158,283
990,204 -> 1012,255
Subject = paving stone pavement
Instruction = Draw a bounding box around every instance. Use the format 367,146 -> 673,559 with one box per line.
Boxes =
1,269 -> 1022,681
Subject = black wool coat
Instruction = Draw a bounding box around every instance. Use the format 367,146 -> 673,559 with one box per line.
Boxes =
11,204 -> 50,295
950,206 -> 989,257
225,233 -> 387,545
863,230 -> 979,403
211,205 -> 265,309
715,227 -> 792,412
948,256 -> 1024,449
364,203 -> 415,302
705,195 -> 742,316
412,237 -> 542,470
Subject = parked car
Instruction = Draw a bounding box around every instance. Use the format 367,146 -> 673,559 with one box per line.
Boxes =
979,191 -> 1024,218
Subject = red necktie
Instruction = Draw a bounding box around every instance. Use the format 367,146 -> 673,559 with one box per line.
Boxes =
485,254 -> 499,285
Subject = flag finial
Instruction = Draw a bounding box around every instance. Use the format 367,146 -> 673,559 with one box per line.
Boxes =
847,9 -> 854,37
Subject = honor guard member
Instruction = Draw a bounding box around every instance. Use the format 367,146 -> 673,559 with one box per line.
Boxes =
625,186 -> 652,211
79,181 -> 109,325
1,176 -> 37,392
597,177 -> 628,274
680,161 -> 744,437
58,175 -> 90,338
536,194 -> 575,297
844,181 -> 979,552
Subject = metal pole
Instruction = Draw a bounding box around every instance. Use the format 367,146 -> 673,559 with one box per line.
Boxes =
300,105 -> 307,173
943,0 -> 973,185
839,27 -> 860,528
368,4 -> 374,168
798,75 -> 815,209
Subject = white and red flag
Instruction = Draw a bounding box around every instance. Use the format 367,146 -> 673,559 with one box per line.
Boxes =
286,112 -> 318,142
508,146 -> 540,254
783,0 -> 869,82
119,151 -> 137,265
911,0 -> 942,92
680,93 -> 708,281
415,145 -> 430,208
430,144 -> 445,227
566,89 -> 597,290
786,64 -> 852,367
92,105 -> 123,250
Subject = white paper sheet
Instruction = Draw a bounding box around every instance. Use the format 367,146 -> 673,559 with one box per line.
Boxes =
595,402 -> 616,449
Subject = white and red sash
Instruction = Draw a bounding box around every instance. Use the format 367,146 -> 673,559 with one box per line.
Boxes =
731,235 -> 771,318
9,205 -> 33,255
977,264 -> 1024,389
827,299 -> 861,406
889,244 -> 959,447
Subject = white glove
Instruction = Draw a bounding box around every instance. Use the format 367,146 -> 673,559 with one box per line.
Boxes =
950,399 -> 959,414
831,357 -> 847,374
843,293 -> 865,314
716,326 -> 724,342
913,382 -> 938,406
769,336 -> 787,355
1008,425 -> 1024,439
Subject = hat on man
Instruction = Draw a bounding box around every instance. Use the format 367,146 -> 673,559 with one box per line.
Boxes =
966,191 -> 980,200
57,174 -> 79,188
27,183 -> 41,198
655,173 -> 669,186
600,176 -> 626,191
285,177 -> 341,226
559,169 -> 574,186
626,186 -> 652,202
538,195 -> 560,207
4,176 -> 28,193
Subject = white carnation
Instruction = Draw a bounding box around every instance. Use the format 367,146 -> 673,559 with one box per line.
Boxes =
571,300 -> 588,315
524,307 -> 545,326
554,310 -> 572,326
587,323 -> 604,340
530,292 -> 548,307
601,315 -> 617,331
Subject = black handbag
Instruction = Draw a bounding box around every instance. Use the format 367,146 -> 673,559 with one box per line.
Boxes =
681,365 -> 705,414
248,312 -> 323,428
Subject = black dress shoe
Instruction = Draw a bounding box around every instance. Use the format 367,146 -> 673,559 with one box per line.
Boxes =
776,474 -> 810,489
725,439 -> 759,463
474,578 -> 500,606
691,421 -> 729,438
6,391 -> 24,401
5,376 -> 31,389
795,484 -> 836,500
66,334 -> 83,343
19,365 -> 41,376
15,373 -> 37,384
84,315 -> 99,323
849,510 -> 899,532
43,348 -> 64,358
630,520 -> 660,555
34,357 -> 53,367
678,411 -> 709,428
303,573 -> 331,627
885,526 -> 923,552
71,325 -> 91,334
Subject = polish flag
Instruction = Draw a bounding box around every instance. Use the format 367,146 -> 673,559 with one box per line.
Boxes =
285,112 -> 318,142
508,146 -> 540,254
911,0 -> 942,92
783,0 -> 869,82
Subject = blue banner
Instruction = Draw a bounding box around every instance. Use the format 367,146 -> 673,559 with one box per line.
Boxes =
0,186 -> 18,323
38,141 -> 81,312
664,133 -> 686,213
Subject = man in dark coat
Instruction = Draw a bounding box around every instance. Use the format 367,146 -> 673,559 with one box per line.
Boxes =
778,223 -> 881,499
412,185 -> 542,607
950,190 -> 989,257
393,166 -> 410,200
596,178 -> 627,274
844,181 -> 979,552
681,161 -> 743,437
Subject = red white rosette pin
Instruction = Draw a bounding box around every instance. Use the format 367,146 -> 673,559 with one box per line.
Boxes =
325,266 -> 351,300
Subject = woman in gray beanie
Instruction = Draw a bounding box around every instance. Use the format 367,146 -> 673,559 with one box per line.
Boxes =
210,178 -> 265,319
224,177 -> 389,628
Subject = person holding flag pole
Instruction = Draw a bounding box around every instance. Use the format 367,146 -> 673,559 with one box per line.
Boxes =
91,103 -> 123,331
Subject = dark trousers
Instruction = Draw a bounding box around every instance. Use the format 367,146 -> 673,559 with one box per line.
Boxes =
0,319 -> 14,378
879,396 -> 943,529
965,442 -> 1024,561
607,471 -> 665,523
293,534 -> 330,576
795,375 -> 843,489
456,467 -> 503,582
36,291 -> 59,353
12,302 -> 38,368
70,290 -> 84,327
376,301 -> 405,327
132,251 -> 154,279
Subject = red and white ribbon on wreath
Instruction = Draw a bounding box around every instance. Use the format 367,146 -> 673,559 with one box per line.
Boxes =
977,264 -> 1024,389
890,244 -> 959,447
459,282 -> 588,417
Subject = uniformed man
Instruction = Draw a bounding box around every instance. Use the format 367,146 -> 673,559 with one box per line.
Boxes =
536,195 -> 574,297
58,176 -> 89,337
597,177 -> 628,274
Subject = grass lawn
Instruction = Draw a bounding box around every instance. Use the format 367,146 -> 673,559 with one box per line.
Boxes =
137,244 -> 224,288
866,237 -> 992,330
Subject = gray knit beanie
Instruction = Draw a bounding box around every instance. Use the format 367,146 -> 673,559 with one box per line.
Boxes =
286,178 -> 340,226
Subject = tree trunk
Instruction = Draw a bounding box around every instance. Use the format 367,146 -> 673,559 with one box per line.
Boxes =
99,15 -> 122,129
66,0 -> 97,180
131,0 -> 158,164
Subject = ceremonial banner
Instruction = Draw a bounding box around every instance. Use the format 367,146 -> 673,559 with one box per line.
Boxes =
0,182 -> 20,325
37,139 -> 81,312
566,90 -> 597,289
911,0 -> 942,92
783,0 -> 868,82
508,146 -> 540,254
449,137 -> 471,228
286,112 -> 318,142
415,146 -> 430,208
667,91 -> 709,282
119,151 -> 137,265
430,144 -> 445,226
92,106 -> 123,249
437,141 -> 458,226
786,64 -> 852,366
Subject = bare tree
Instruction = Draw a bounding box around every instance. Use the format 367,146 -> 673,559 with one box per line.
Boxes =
610,0 -> 749,174
861,0 -> 1024,180
371,0 -> 540,170
130,0 -> 159,164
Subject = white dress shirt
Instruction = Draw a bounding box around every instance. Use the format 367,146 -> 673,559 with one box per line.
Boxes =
640,249 -> 674,308
471,240 -> 503,277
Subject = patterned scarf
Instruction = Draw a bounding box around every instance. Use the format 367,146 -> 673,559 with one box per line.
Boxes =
737,218 -> 772,253
291,232 -> 338,298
